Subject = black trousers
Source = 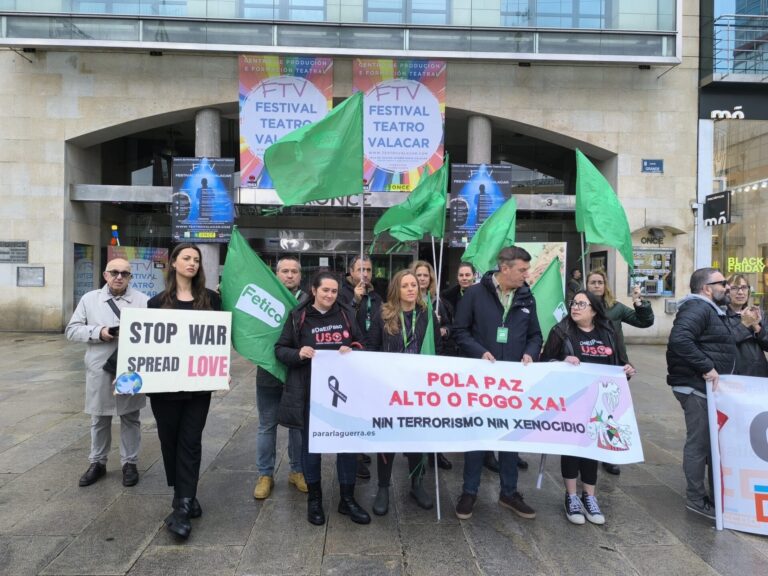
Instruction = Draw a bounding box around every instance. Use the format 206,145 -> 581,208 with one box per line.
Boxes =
150,393 -> 211,499
377,453 -> 426,488
561,455 -> 598,485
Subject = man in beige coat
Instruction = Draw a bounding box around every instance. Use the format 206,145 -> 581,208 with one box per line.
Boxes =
66,258 -> 149,487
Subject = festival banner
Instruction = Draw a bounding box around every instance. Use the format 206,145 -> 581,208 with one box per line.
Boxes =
353,59 -> 446,193
448,164 -> 513,247
239,55 -> 333,189
107,246 -> 168,299
308,350 -> 644,464
114,308 -> 231,394
171,157 -> 235,243
709,375 -> 768,535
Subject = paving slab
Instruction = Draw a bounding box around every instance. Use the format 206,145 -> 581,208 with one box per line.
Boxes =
0,535 -> 71,576
321,554 -> 403,576
127,545 -> 242,576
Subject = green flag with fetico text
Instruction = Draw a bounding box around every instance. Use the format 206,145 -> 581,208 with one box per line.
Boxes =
264,92 -> 364,207
575,149 -> 634,271
220,227 -> 298,382
461,196 -> 517,275
530,257 -> 568,341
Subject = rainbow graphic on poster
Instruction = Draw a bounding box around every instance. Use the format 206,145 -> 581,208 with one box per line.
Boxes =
239,55 -> 333,189
353,59 -> 446,193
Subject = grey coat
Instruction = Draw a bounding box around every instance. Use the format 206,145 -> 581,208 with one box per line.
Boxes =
65,285 -> 149,416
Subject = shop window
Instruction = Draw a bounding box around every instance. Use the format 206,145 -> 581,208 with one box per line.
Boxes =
365,0 -> 450,25
241,0 -> 326,20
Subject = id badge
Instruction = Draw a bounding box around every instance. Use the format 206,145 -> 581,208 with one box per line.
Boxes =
496,327 -> 509,343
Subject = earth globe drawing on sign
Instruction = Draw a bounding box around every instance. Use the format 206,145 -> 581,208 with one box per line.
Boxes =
115,371 -> 143,395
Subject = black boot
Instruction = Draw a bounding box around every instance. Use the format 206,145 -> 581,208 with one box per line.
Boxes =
410,473 -> 434,510
373,486 -> 389,516
165,497 -> 192,539
307,481 -> 325,526
172,496 -> 202,519
338,483 -> 371,524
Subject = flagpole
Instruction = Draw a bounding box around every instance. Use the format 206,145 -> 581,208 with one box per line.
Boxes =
360,186 -> 365,268
433,234 -> 444,522
580,232 -> 587,280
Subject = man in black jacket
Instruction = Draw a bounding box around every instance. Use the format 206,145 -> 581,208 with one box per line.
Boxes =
666,267 -> 736,520
452,246 -> 543,521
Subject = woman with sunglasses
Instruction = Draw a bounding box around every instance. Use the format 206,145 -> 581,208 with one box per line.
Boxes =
541,290 -> 636,526
585,269 -> 653,475
148,243 -> 220,540
366,269 -> 442,516
726,274 -> 768,377
275,271 -> 369,526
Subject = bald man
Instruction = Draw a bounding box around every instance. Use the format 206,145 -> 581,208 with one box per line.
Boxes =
66,258 -> 149,488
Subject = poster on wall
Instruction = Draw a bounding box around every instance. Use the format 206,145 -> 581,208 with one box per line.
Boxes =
171,157 -> 235,243
107,246 -> 168,299
518,242 -> 567,288
239,55 -> 333,189
448,164 -> 513,247
353,59 -> 446,193
74,243 -> 94,307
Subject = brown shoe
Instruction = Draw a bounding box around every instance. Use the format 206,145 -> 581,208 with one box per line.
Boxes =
253,475 -> 274,499
455,493 -> 476,520
499,491 -> 536,519
288,471 -> 308,493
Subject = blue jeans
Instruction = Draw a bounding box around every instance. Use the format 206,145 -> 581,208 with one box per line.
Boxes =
256,386 -> 302,477
301,416 -> 357,485
462,450 -> 519,497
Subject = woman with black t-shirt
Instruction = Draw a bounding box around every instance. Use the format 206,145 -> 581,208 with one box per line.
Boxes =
366,269 -> 442,516
541,290 -> 636,526
275,271 -> 369,526
148,243 -> 221,540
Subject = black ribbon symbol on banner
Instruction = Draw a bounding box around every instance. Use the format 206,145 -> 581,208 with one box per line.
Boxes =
328,376 -> 347,408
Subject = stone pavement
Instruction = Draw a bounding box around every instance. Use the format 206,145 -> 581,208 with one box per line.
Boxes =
0,335 -> 766,576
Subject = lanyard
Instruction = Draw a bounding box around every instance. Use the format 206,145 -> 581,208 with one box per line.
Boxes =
400,310 -> 417,349
294,289 -> 302,301
364,295 -> 372,330
501,291 -> 514,324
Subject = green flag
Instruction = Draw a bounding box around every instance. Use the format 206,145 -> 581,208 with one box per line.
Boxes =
264,91 -> 363,207
420,298 -> 436,355
460,196 -> 517,275
374,157 -> 448,242
220,228 -> 298,382
575,149 -> 634,270
530,257 -> 568,341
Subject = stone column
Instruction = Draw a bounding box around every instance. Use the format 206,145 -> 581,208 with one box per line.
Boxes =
194,108 -> 221,290
467,115 -> 492,164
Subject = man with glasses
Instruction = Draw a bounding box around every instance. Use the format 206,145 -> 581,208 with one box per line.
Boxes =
666,267 -> 736,520
66,258 -> 149,488
453,246 -> 542,521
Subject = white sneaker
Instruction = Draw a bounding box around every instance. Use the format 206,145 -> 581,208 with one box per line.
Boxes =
565,492 -> 585,525
581,493 -> 605,525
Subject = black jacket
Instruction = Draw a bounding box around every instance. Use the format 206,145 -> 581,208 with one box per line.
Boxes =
666,295 -> 736,393
726,307 -> 768,377
339,280 -> 383,337
275,299 -> 363,429
366,306 -> 442,354
453,272 -> 543,362
541,319 -> 628,367
256,289 -> 310,389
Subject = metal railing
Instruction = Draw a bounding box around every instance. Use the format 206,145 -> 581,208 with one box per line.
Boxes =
713,14 -> 768,80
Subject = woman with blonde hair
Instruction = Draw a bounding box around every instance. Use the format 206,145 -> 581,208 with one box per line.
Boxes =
366,269 -> 441,515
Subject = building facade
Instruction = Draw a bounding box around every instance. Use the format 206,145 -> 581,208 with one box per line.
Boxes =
1,0 -> 698,342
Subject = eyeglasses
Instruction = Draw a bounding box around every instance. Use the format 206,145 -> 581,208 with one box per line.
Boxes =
569,300 -> 591,310
732,285 -> 751,292
107,270 -> 132,278
706,280 -> 727,287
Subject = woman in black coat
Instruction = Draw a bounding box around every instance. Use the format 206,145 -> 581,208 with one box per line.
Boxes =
149,243 -> 221,540
541,290 -> 635,527
275,271 -> 370,526
726,274 -> 768,377
366,269 -> 442,516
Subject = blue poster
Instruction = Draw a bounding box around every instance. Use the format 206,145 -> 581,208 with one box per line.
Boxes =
448,164 -> 512,248
172,157 -> 235,243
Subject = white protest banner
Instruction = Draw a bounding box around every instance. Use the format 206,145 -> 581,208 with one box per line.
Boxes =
115,308 -> 231,394
708,374 -> 768,535
308,350 -> 644,464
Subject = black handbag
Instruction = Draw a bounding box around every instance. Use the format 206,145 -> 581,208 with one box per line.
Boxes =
102,299 -> 121,375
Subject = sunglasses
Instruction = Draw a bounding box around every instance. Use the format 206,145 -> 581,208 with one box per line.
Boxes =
706,280 -> 727,287
107,270 -> 132,278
